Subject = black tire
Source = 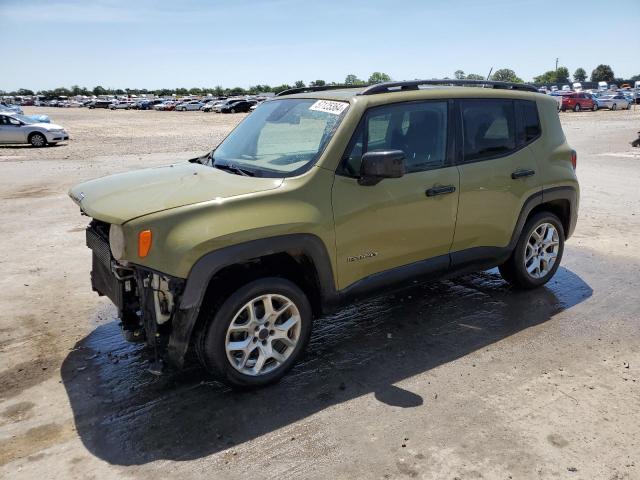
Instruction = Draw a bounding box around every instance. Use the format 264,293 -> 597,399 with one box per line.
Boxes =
499,211 -> 565,289
627,103 -> 632,110
611,103 -> 617,111
196,277 -> 313,388
29,132 -> 47,148
230,108 -> 236,113
574,103 -> 581,112
592,103 -> 598,111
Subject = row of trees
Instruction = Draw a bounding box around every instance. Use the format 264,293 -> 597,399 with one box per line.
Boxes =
3,67 -> 639,98
533,64 -> 639,85
1,72 -> 395,98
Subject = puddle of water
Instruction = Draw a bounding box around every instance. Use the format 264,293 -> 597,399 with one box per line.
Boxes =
60,265 -> 593,465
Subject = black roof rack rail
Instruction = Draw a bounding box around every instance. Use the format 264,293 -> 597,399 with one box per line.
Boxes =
359,79 -> 538,95
275,84 -> 365,96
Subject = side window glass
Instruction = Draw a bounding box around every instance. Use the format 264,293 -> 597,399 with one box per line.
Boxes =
341,101 -> 448,175
461,99 -> 515,162
516,100 -> 541,146
8,117 -> 21,126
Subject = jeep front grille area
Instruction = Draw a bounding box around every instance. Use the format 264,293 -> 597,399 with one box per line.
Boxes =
86,221 -> 111,268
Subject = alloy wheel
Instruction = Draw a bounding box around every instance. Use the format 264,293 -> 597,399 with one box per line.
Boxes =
225,294 -> 301,376
524,222 -> 560,279
30,134 -> 45,147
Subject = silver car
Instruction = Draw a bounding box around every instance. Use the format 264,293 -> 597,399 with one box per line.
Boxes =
595,94 -> 631,110
0,113 -> 69,147
175,100 -> 205,111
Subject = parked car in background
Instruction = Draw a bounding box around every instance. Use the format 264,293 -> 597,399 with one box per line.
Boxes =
154,101 -> 178,111
219,99 -> 256,113
176,100 -> 205,111
203,100 -> 226,112
561,92 -> 597,112
136,99 -> 163,110
0,102 -> 24,115
109,101 -> 134,110
88,100 -> 112,109
550,91 -> 568,111
595,94 -> 631,110
0,112 -> 68,147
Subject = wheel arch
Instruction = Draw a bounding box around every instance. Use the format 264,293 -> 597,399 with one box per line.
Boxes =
509,186 -> 578,250
167,234 -> 337,367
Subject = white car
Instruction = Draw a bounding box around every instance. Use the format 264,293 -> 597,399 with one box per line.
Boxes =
0,112 -> 69,147
176,100 -> 205,111
109,101 -> 134,110
595,94 -> 631,110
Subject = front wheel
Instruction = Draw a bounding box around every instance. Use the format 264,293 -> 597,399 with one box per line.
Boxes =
592,103 -> 598,111
499,212 -> 565,289
611,103 -> 617,111
196,277 -> 313,388
29,132 -> 47,147
230,108 -> 236,113
574,103 -> 581,112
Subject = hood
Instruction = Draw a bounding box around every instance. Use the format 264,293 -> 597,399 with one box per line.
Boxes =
68,162 -> 284,225
36,122 -> 64,130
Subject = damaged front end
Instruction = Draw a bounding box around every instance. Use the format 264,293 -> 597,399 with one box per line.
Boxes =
86,220 -> 186,373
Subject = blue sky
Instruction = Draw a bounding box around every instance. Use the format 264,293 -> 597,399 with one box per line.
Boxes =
1,0 -> 638,91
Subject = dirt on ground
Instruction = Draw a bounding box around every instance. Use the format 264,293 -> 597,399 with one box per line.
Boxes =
0,106 -> 639,480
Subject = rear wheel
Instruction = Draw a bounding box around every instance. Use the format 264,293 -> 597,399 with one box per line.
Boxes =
499,212 -> 564,289
612,103 -> 617,111
29,132 -> 47,148
230,108 -> 236,113
592,103 -> 598,111
627,103 -> 632,110
196,277 -> 313,388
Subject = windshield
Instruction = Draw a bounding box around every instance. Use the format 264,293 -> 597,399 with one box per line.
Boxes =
211,98 -> 348,177
12,114 -> 35,124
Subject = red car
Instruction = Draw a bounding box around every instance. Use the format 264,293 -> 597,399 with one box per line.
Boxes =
561,92 -> 597,112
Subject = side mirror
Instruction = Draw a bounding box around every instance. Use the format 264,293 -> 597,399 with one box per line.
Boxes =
358,150 -> 406,186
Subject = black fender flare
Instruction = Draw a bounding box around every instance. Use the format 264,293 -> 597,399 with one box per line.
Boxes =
167,234 -> 337,367
508,185 -> 578,251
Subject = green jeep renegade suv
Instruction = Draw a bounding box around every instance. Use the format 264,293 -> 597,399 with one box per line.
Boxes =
70,80 -> 579,388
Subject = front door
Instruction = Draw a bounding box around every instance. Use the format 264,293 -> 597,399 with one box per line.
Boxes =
332,100 -> 459,289
0,115 -> 25,143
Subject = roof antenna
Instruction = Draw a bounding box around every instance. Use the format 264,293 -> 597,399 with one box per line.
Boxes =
486,67 -> 493,81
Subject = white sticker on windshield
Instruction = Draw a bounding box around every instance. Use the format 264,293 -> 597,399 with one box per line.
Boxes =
309,100 -> 349,115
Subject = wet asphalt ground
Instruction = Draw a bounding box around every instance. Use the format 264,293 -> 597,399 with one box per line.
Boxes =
1,107 -> 639,479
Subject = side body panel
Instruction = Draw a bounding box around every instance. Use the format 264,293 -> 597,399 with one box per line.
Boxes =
332,167 -> 459,289
452,146 -> 542,252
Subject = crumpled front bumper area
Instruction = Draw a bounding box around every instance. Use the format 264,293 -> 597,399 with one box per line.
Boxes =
86,221 -> 187,368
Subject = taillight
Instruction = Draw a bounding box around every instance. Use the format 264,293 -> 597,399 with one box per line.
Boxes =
571,150 -> 577,170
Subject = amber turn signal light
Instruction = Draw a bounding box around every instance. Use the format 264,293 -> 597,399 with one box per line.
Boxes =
138,230 -> 152,258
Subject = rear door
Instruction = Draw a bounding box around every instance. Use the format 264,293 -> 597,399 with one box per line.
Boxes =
450,98 -> 543,264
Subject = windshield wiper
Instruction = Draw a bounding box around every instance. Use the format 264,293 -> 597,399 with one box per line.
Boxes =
213,163 -> 255,177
